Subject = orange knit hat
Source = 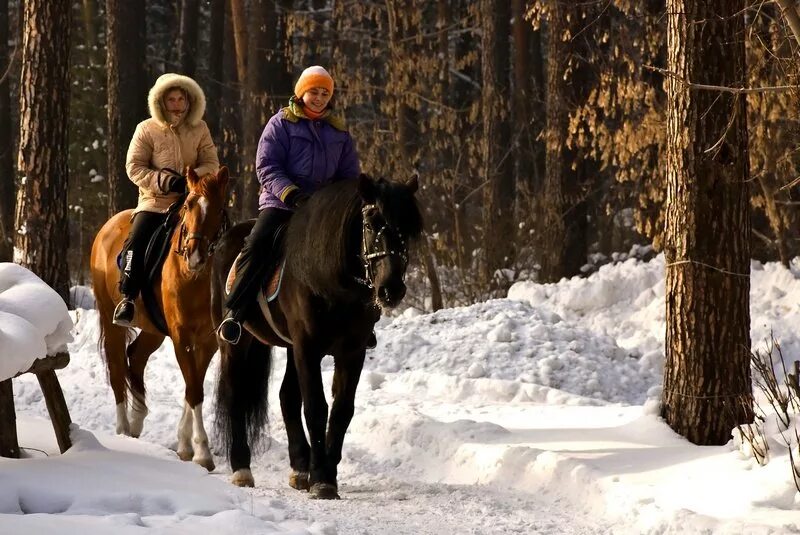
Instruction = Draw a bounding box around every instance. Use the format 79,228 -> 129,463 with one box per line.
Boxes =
294,66 -> 334,99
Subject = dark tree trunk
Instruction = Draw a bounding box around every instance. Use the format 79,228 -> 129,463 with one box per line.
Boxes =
178,0 -> 199,77
539,3 -> 588,283
480,0 -> 514,288
0,0 -> 13,262
205,0 -> 225,138
512,0 -> 536,198
662,0 -> 753,445
265,0 -> 291,111
242,0 -> 271,220
106,0 -> 147,216
386,0 -> 420,173
15,0 -> 71,302
230,0 -> 247,87
222,0 -> 243,218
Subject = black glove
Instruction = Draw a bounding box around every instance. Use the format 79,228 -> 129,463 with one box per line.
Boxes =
284,189 -> 310,209
166,175 -> 187,193
159,168 -> 186,194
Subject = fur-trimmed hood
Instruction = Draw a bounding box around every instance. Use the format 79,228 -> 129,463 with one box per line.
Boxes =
147,73 -> 206,127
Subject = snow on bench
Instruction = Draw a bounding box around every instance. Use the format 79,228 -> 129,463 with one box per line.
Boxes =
0,263 -> 73,382
0,263 -> 74,458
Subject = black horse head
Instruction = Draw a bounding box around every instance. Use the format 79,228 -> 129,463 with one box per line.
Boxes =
285,173 -> 423,307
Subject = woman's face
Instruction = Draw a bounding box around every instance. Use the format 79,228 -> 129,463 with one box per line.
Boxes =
164,89 -> 188,121
302,87 -> 332,113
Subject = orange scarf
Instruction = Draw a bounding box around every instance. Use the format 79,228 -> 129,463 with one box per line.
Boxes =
302,106 -> 325,120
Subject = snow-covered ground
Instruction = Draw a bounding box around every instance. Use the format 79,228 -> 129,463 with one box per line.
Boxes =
4,255 -> 800,533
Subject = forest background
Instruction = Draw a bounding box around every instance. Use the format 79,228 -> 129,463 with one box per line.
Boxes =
1,0 -> 799,312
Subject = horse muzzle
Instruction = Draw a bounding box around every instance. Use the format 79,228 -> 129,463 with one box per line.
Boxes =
377,282 -> 406,309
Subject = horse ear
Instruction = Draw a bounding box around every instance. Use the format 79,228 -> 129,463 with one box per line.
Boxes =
358,173 -> 378,202
407,173 -> 419,193
186,166 -> 200,186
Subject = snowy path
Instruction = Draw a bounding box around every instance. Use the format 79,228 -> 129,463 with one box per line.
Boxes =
10,255 -> 800,534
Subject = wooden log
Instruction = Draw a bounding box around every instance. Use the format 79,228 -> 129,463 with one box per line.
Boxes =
14,352 -> 70,378
0,379 -> 20,458
35,369 -> 72,453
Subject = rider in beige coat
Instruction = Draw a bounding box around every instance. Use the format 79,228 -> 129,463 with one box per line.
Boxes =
113,73 -> 220,326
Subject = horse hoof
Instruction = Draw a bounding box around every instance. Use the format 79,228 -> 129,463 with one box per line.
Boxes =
193,456 -> 215,472
177,449 -> 193,462
231,469 -> 254,487
309,482 -> 340,500
288,470 -> 310,491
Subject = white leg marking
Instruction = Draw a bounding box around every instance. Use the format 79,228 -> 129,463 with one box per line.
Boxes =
115,402 -> 131,436
177,401 -> 194,461
191,403 -> 215,471
128,392 -> 148,438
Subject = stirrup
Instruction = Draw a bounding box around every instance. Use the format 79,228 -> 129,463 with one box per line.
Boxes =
218,317 -> 242,345
112,299 -> 135,327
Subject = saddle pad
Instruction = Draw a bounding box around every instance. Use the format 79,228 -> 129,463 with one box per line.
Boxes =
225,253 -> 285,303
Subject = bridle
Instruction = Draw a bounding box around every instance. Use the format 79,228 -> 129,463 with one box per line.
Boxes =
354,203 -> 408,289
174,194 -> 229,261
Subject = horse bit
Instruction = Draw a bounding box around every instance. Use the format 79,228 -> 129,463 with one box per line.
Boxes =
355,203 -> 409,289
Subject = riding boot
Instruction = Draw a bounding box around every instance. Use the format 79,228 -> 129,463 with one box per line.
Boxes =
113,252 -> 138,327
218,210 -> 291,345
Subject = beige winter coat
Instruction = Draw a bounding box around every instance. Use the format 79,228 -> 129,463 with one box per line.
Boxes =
126,73 -> 220,213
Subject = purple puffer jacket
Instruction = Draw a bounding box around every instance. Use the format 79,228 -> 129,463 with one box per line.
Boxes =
256,108 -> 361,211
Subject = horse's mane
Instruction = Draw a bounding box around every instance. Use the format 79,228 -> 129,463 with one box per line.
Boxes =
190,172 -> 226,201
285,177 -> 423,301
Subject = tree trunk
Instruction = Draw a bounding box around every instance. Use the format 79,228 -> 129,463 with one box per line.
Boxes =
106,0 -> 147,216
480,0 -> 514,289
265,0 -> 291,112
222,0 -> 243,218
205,0 -> 225,138
242,0 -> 271,220
539,2 -> 569,282
512,0 -> 535,199
230,0 -> 248,87
178,0 -> 199,77
538,3 -> 589,283
0,0 -> 13,262
662,0 -> 753,445
15,0 -> 71,302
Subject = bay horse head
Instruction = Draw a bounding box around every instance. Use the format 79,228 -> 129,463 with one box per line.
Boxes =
176,166 -> 230,273
356,173 -> 422,309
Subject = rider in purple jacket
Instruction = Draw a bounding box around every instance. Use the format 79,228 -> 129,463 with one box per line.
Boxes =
218,66 -> 361,344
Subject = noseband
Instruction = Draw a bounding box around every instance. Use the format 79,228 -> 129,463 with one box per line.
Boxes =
174,199 -> 229,261
355,203 -> 408,289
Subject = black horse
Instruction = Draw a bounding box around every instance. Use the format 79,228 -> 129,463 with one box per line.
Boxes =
212,173 -> 423,499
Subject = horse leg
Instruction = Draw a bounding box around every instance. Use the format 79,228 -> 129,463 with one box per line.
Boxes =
326,350 -> 366,486
101,319 -> 132,436
292,343 -> 337,499
172,337 -> 215,472
126,331 -> 165,437
215,332 -> 271,488
280,348 -> 310,491
189,337 -> 218,471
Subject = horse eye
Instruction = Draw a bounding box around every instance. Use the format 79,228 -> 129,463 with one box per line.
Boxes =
364,222 -> 373,231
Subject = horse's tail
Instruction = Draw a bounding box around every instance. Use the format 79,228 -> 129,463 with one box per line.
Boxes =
214,337 -> 273,458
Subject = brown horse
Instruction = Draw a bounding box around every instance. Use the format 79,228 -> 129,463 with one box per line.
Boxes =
91,167 -> 229,471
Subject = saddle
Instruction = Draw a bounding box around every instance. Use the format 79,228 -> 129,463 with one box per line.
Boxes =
116,203 -> 183,335
224,224 -> 292,343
